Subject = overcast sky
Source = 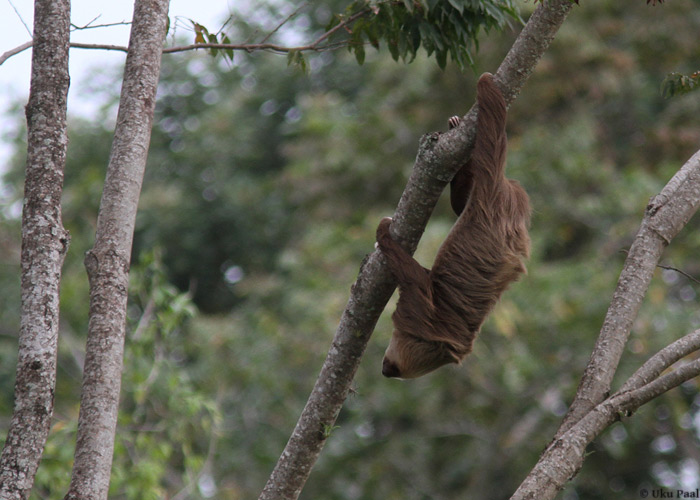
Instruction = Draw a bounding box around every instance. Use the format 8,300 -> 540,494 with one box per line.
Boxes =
0,0 -> 231,170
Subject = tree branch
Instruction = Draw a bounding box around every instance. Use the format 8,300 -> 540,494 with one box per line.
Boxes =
512,145 -> 700,498
258,2 -> 575,499
556,148 -> 700,438
657,263 -> 700,284
0,41 -> 33,65
259,3 -> 309,45
619,328 -> 700,393
0,8 -> 372,66
511,352 -> 700,500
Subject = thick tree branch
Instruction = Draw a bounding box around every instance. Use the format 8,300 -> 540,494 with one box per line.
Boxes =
511,351 -> 700,500
259,2 -> 575,499
513,146 -> 700,498
556,148 -> 700,438
63,1 -> 170,499
0,1 -> 70,498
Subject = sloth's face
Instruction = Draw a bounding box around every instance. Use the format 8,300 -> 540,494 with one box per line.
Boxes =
382,333 -> 458,379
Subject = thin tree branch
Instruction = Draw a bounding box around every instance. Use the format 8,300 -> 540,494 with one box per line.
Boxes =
259,3 -> 309,44
7,0 -> 32,37
0,41 -> 33,65
0,8 -> 372,66
619,328 -> 700,393
555,148 -> 700,438
308,9 -> 371,49
258,2 -> 575,500
619,358 -> 700,410
69,42 -> 129,52
71,19 -> 132,31
657,264 -> 700,284
161,41 -> 345,55
0,38 -> 346,64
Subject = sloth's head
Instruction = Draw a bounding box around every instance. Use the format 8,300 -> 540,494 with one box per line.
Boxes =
381,332 -> 461,379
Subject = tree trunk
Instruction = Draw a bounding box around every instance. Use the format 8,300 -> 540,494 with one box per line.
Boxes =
64,0 -> 169,498
0,1 -> 71,498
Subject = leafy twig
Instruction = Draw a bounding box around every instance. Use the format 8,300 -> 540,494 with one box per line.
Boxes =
0,7 -> 371,66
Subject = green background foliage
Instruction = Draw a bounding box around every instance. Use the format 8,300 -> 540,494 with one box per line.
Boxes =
1,0 -> 700,498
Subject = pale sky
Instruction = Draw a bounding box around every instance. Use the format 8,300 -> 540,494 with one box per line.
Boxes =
0,0 -> 232,172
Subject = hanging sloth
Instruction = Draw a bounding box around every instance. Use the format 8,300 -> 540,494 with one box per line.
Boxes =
376,73 -> 531,379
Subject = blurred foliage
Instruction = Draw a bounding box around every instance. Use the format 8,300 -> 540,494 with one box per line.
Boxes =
662,71 -> 700,98
188,0 -> 520,70
333,0 -> 520,68
1,0 -> 700,498
25,251 -> 215,499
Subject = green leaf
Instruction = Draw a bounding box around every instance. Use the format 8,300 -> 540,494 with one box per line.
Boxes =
325,14 -> 341,32
354,44 -> 366,65
447,0 -> 465,14
221,35 -> 234,61
436,48 -> 447,69
388,39 -> 399,61
207,33 -> 218,57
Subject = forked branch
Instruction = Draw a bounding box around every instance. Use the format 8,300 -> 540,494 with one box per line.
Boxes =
512,325 -> 700,500
556,148 -> 700,438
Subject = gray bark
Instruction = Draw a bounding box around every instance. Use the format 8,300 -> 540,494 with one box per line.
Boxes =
0,1 -> 71,498
512,148 -> 700,499
63,0 -> 170,498
556,148 -> 700,437
259,2 -> 574,499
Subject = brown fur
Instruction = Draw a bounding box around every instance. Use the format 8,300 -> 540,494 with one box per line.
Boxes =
376,73 -> 530,379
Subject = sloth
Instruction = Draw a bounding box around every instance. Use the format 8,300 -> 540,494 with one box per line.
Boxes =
376,73 -> 530,379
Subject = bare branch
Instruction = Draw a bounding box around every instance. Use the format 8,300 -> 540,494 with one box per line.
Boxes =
260,3 -> 309,44
513,147 -> 700,498
619,328 -> 700,393
619,358 -> 700,413
1,41 -> 129,67
657,264 -> 700,284
68,42 -> 129,52
161,41 -> 335,55
556,147 -> 700,438
258,2 -> 575,499
71,19 -> 132,31
511,357 -> 700,500
7,0 -> 32,37
0,41 -> 33,66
